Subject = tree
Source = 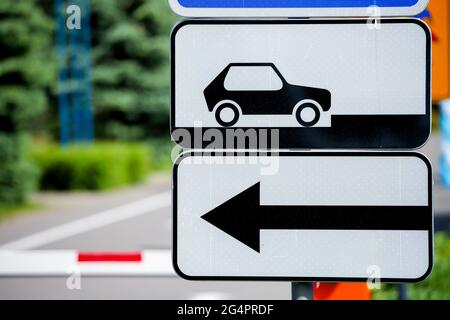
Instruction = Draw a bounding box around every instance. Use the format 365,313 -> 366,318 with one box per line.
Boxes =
90,0 -> 177,140
0,0 -> 177,204
0,0 -> 55,205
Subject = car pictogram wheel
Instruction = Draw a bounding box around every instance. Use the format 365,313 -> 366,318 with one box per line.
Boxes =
294,101 -> 321,127
214,101 -> 240,127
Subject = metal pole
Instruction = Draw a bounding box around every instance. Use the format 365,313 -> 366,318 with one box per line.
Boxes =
292,282 -> 314,300
398,284 -> 408,300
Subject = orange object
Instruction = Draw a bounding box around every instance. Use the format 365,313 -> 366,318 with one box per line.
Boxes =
423,0 -> 450,102
313,283 -> 371,300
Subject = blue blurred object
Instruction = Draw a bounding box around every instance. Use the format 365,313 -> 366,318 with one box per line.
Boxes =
55,0 -> 94,145
176,0 -> 423,9
440,99 -> 450,189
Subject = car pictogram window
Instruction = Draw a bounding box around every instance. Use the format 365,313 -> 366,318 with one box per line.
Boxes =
224,66 -> 283,91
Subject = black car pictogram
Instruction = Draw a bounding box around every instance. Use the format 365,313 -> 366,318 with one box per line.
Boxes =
204,63 -> 332,127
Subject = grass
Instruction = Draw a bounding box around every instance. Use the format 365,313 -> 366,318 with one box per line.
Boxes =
0,202 -> 43,221
0,139 -> 174,219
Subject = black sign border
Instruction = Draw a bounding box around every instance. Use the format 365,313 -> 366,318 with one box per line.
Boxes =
172,151 -> 434,283
170,18 -> 432,150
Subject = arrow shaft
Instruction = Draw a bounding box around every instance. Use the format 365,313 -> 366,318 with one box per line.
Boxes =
259,205 -> 430,231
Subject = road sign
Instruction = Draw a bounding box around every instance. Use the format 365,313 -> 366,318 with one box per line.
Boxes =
173,152 -> 433,282
168,0 -> 429,17
171,19 -> 431,150
419,1 -> 450,101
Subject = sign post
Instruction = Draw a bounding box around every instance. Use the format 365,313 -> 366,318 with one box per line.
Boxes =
292,283 -> 314,301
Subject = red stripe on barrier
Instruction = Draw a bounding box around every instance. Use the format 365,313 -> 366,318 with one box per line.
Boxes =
77,252 -> 142,263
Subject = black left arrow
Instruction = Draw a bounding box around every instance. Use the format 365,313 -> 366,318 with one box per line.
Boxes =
201,182 -> 430,253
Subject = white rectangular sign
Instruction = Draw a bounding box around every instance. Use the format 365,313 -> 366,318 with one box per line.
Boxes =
173,152 -> 433,282
171,19 -> 431,149
168,0 -> 429,18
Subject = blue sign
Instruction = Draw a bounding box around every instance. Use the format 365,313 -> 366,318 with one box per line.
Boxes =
169,0 -> 429,17
178,0 -> 419,8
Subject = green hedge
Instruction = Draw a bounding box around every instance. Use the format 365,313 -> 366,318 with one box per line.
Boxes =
0,134 -> 38,204
31,143 -> 152,191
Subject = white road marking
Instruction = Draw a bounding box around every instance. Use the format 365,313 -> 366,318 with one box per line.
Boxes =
0,250 -> 175,276
0,192 -> 171,250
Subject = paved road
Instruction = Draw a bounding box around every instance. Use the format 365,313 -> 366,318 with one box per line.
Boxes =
0,175 -> 290,299
0,135 -> 449,299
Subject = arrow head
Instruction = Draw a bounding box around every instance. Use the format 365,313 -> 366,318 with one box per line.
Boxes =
201,183 -> 262,253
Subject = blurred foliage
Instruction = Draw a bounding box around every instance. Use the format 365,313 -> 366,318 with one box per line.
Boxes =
0,0 -> 178,205
147,138 -> 176,171
0,135 -> 39,204
90,0 -> 177,140
29,0 -> 177,141
0,0 -> 55,205
31,142 -> 153,191
0,202 -> 43,221
373,233 -> 450,300
433,105 -> 440,132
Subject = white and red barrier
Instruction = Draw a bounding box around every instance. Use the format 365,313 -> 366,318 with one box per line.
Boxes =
0,250 -> 175,277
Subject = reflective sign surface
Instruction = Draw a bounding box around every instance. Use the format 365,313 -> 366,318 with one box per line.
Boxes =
171,19 -> 431,149
173,152 -> 433,282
